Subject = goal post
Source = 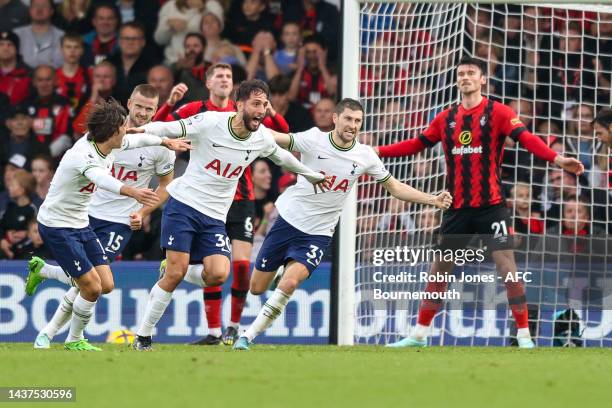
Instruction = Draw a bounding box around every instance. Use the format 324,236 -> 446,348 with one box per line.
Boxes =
337,1 -> 612,346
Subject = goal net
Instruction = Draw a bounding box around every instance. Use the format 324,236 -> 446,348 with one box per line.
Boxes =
344,1 -> 612,346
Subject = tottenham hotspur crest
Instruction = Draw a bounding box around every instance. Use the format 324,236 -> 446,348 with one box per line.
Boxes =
74,260 -> 82,272
167,235 -> 174,246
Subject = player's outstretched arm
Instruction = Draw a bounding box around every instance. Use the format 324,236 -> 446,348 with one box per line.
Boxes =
266,146 -> 329,187
267,128 -> 292,150
130,172 -> 174,230
381,176 -> 452,209
83,166 -> 159,207
122,133 -> 192,152
515,131 -> 585,175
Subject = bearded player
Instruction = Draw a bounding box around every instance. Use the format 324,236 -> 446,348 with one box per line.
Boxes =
131,80 -> 327,350
233,98 -> 452,350
26,85 -> 178,349
378,56 -> 584,349
153,63 -> 290,345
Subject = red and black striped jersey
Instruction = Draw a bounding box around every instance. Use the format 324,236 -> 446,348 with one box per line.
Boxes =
379,97 -> 558,209
153,99 -> 290,201
55,66 -> 91,110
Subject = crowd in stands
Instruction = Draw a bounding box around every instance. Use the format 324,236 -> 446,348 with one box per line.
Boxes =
0,0 -> 340,260
1,1 -> 610,263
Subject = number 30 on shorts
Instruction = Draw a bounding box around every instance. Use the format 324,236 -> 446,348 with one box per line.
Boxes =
215,234 -> 231,253
306,245 -> 324,267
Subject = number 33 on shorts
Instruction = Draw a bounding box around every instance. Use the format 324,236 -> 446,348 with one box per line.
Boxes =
306,245 -> 324,267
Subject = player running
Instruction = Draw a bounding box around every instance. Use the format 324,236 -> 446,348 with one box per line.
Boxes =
233,98 -> 453,350
154,63 -> 290,345
32,99 -> 190,351
131,79 -> 328,351
26,85 -> 177,349
377,56 -> 584,349
592,108 -> 612,149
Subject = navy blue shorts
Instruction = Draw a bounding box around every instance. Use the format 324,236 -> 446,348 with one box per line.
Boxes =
89,216 -> 133,262
38,222 -> 108,278
255,216 -> 331,275
161,196 -> 231,260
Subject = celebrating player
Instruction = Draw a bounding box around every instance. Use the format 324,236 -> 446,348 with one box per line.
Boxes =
154,63 -> 290,346
131,79 -> 327,351
233,98 -> 453,350
377,56 -> 584,349
26,85 -> 177,349
592,108 -> 612,149
32,99 -> 189,351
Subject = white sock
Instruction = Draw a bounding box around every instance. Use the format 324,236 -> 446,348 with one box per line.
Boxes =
209,328 -> 222,337
65,294 -> 96,343
517,328 -> 531,338
414,324 -> 429,340
243,289 -> 290,342
184,264 -> 207,287
229,321 -> 240,329
42,287 -> 79,339
137,283 -> 173,337
39,263 -> 74,286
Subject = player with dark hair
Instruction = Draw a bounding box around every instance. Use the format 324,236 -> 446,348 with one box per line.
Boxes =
378,56 -> 584,349
131,79 -> 328,351
31,98 -> 189,351
153,63 -> 291,346
592,108 -> 612,148
27,85 -> 180,349
233,98 -> 452,350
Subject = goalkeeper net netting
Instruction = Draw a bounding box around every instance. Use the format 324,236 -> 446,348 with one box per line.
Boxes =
351,2 -> 612,346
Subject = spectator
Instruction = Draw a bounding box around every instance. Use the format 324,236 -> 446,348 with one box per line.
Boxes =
0,106 -> 50,171
565,103 -> 596,170
312,97 -> 335,132
252,158 -> 273,230
109,21 -> 158,105
147,65 -> 174,108
200,6 -> 246,66
21,65 -> 73,158
14,0 -> 64,68
0,31 -> 31,105
509,183 -> 544,235
282,0 -> 339,60
83,3 -> 119,66
274,21 -> 301,74
541,168 -> 579,224
73,60 -> 117,135
30,154 -> 54,206
172,32 -> 210,102
56,33 -> 91,111
377,197 -> 414,234
288,35 -> 336,109
245,31 -> 280,81
0,169 -> 37,259
360,33 -> 407,98
268,74 -> 313,132
154,0 -> 209,64
224,0 -> 274,54
415,207 -> 440,233
16,218 -> 53,259
0,0 -> 29,32
54,0 -> 93,34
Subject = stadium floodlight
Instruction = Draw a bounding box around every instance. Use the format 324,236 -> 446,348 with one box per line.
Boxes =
338,1 -> 612,347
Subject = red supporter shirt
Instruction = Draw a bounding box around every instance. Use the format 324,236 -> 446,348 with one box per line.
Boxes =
379,97 -> 558,209
55,66 -> 91,110
153,99 -> 289,201
0,64 -> 30,105
22,95 -> 72,145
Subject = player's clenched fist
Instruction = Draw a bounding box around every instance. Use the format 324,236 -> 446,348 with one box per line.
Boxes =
129,212 -> 143,231
167,83 -> 188,106
433,191 -> 453,210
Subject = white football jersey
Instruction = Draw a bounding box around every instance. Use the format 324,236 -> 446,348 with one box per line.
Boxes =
142,111 -> 278,222
88,145 -> 175,225
38,136 -> 117,229
276,128 -> 391,237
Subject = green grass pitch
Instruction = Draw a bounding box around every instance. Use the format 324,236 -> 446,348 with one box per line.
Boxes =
1,343 -> 610,408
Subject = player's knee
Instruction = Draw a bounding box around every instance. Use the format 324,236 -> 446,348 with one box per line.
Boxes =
165,259 -> 188,284
101,280 -> 114,294
204,267 -> 229,287
81,281 -> 102,299
278,277 -> 299,294
250,280 -> 267,295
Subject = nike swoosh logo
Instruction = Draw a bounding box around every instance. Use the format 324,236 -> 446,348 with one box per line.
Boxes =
212,143 -> 223,148
318,156 -> 329,159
